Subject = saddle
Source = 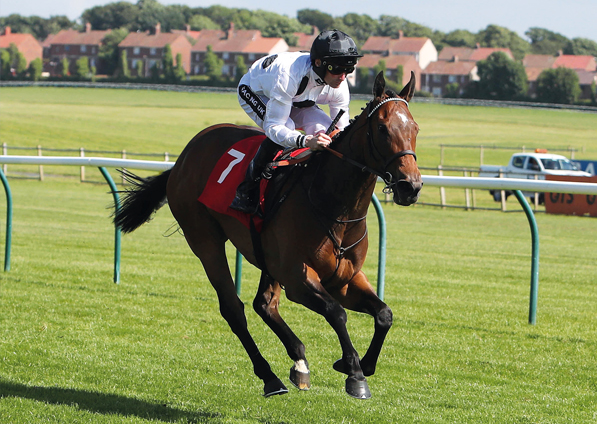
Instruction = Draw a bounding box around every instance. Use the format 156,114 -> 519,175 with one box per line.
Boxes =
198,135 -> 311,233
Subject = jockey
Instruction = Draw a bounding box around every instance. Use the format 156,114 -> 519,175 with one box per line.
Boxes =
230,29 -> 363,215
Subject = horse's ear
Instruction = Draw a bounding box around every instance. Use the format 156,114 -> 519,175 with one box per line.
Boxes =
399,71 -> 416,102
373,71 -> 385,99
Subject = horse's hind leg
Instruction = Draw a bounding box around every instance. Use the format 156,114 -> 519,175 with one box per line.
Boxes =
331,270 -> 393,377
253,273 -> 310,390
182,225 -> 287,397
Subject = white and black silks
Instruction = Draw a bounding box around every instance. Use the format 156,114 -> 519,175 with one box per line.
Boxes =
237,52 -> 350,149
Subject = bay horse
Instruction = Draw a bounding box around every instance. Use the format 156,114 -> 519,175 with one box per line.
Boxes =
114,71 -> 422,399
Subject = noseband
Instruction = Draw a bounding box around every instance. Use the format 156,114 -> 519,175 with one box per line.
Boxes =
365,97 -> 417,190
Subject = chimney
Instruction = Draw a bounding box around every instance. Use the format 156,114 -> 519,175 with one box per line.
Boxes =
4,26 -> 11,36
155,22 -> 161,35
557,49 -> 563,56
186,24 -> 190,33
228,22 -> 235,39
85,22 -> 91,33
475,43 -> 480,49
453,55 -> 459,62
398,30 -> 403,39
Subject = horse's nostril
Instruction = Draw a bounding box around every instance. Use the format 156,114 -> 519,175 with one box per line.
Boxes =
397,180 -> 416,195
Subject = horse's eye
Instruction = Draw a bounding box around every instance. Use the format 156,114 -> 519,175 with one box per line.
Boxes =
378,124 -> 388,135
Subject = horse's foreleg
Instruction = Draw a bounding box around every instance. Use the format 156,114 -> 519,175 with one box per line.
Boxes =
332,270 -> 393,377
284,267 -> 371,399
253,272 -> 310,390
184,230 -> 287,397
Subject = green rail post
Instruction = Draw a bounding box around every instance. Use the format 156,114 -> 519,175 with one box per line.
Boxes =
231,195 -> 387,300
513,190 -> 539,325
99,167 -> 121,284
371,194 -> 387,300
235,249 -> 242,295
0,168 -> 12,271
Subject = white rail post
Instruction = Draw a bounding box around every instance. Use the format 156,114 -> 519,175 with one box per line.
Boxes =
121,149 -> 127,185
37,145 -> 44,181
534,174 -> 539,209
438,165 -> 446,209
2,143 -> 7,174
464,170 -> 471,210
499,170 -> 507,212
80,148 -> 85,182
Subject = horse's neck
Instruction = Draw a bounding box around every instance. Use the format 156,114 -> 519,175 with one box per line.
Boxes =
309,119 -> 376,219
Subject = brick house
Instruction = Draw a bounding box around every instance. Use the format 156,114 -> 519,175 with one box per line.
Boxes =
421,59 -> 478,97
43,23 -> 110,76
356,54 -> 422,90
190,23 -> 288,77
287,26 -> 318,52
421,45 -> 514,96
118,23 -> 193,77
523,52 -> 597,99
0,26 -> 43,67
361,31 -> 438,70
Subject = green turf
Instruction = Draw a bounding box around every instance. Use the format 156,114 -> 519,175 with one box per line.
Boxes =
1,87 -> 597,423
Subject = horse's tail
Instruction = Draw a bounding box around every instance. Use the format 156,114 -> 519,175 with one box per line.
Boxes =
113,169 -> 171,234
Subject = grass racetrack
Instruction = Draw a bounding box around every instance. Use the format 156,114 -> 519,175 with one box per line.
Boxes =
1,87 -> 596,423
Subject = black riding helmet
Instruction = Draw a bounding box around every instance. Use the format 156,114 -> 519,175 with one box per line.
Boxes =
310,29 -> 363,81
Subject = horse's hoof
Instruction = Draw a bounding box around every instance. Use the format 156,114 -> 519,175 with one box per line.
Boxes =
345,376 -> 371,399
333,359 -> 348,375
263,378 -> 288,397
289,366 -> 311,390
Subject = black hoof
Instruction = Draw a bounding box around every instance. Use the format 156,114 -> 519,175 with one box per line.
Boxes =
345,376 -> 371,399
289,366 -> 311,390
263,378 -> 288,397
333,359 -> 348,375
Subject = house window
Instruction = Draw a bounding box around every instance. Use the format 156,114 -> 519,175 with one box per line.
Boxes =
432,75 -> 441,83
222,64 -> 230,74
65,45 -> 70,51
92,47 -> 96,54
448,75 -> 456,83
133,47 -> 140,55
90,58 -> 95,68
194,65 -> 199,75
81,45 -> 87,53
248,53 -> 255,61
432,87 -> 442,96
385,70 -> 392,77
222,52 -> 229,60
150,48 -> 156,55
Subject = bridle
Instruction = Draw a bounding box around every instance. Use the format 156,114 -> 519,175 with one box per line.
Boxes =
324,97 -> 417,193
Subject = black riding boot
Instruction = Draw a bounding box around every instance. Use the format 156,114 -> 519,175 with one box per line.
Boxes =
230,138 -> 282,215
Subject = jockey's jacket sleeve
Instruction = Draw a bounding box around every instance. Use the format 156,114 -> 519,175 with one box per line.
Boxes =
262,98 -> 306,148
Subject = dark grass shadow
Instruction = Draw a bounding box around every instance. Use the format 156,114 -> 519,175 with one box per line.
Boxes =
0,379 -> 224,423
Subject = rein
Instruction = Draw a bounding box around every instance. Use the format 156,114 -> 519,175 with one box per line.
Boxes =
324,97 -> 417,190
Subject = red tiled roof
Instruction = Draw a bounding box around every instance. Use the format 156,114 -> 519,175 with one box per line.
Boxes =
362,35 -> 429,54
469,47 -> 513,61
523,54 -> 556,68
293,27 -> 318,49
361,36 -> 391,52
553,55 -> 596,71
191,28 -> 287,54
575,70 -> 597,85
525,67 -> 546,82
119,31 -> 186,48
48,28 -> 110,45
439,46 -> 513,62
358,54 -> 418,69
423,60 -> 476,75
0,33 -> 40,48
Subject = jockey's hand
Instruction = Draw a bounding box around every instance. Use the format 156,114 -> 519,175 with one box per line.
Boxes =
305,133 -> 332,151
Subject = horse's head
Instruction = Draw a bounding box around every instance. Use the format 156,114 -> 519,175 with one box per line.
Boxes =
367,71 -> 422,206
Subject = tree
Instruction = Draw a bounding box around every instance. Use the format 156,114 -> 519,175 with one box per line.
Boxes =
136,60 -> 144,78
442,29 -> 477,48
118,49 -> 130,78
444,82 -> 460,98
476,24 -> 530,60
476,52 -> 528,100
297,9 -> 335,30
61,57 -> 70,77
162,44 -> 174,81
150,62 -> 160,81
99,27 -> 129,76
525,27 -> 569,55
189,14 -> 220,31
536,67 -> 581,104
564,38 -> 597,56
0,49 -> 11,79
81,2 -> 139,31
203,45 -> 223,80
234,55 -> 247,83
174,53 -> 186,81
28,58 -> 43,81
75,56 -> 90,78
395,64 -> 403,89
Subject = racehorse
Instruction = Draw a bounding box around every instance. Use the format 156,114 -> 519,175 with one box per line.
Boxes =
114,71 -> 422,399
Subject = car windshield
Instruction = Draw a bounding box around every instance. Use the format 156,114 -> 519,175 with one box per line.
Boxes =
541,158 -> 579,171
